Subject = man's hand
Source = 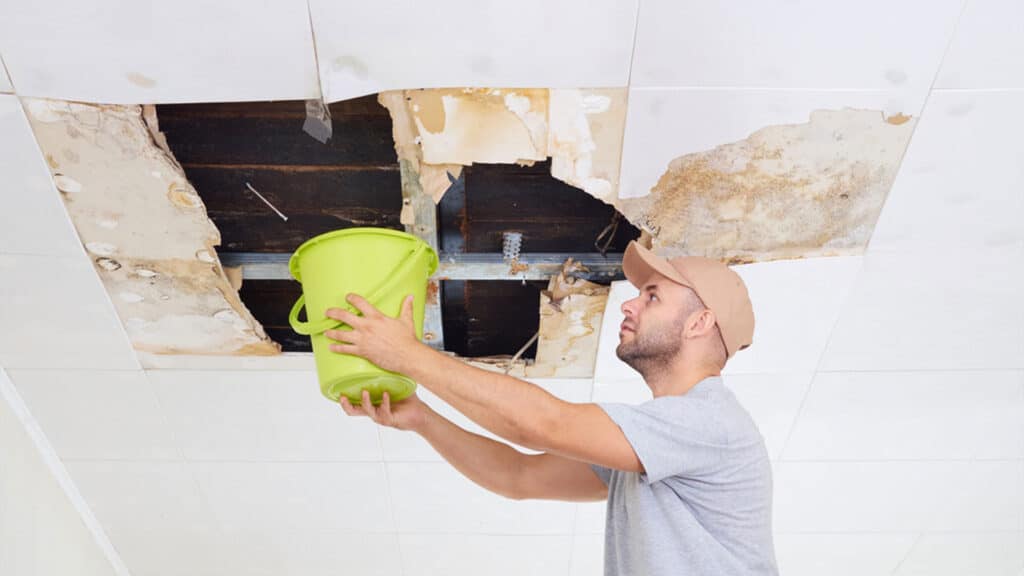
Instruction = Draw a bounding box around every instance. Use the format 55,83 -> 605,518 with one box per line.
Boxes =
340,390 -> 429,432
323,293 -> 426,374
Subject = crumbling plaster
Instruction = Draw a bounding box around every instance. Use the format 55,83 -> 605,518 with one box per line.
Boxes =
23,98 -> 278,356
384,87 -> 916,264
618,110 -> 917,263
15,87 -> 917,368
379,87 -> 917,375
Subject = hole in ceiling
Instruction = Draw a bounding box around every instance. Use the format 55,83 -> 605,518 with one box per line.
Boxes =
156,95 -> 638,358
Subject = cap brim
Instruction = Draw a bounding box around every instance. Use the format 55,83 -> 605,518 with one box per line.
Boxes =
622,241 -> 693,290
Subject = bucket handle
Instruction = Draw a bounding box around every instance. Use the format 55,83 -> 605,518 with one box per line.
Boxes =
288,242 -> 430,336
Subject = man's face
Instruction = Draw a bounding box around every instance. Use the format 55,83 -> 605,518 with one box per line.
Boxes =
616,275 -> 693,371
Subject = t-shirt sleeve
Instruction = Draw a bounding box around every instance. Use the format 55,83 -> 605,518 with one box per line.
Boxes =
589,463 -> 612,486
597,398 -> 727,484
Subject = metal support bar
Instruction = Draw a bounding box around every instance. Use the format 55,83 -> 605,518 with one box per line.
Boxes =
397,159 -> 446,350
220,252 -> 625,282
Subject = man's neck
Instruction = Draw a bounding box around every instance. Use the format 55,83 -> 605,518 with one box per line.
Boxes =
646,359 -> 721,398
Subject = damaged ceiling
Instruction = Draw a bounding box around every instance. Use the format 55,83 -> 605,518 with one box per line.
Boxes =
23,99 -> 278,356
18,85 -> 921,372
152,95 -> 636,362
0,0 -> 949,374
614,109 -> 916,263
6,3 -> 1022,574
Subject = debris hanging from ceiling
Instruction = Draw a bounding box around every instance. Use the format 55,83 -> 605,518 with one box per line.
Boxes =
23,98 -> 279,356
383,89 -> 916,264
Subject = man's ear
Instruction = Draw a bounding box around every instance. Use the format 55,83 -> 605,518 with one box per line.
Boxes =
686,308 -> 718,338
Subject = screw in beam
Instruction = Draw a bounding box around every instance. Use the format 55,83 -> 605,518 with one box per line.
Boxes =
502,232 -> 523,262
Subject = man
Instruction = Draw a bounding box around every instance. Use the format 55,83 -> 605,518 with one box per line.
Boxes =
325,240 -> 778,576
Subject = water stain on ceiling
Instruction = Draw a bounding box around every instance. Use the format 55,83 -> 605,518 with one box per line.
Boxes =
23,98 -> 278,356
614,109 -> 917,263
18,89 -> 918,365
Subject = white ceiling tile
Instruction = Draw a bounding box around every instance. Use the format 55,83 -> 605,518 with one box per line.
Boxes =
593,281 -> 641,385
820,248 -> 1024,371
148,370 -> 381,462
774,461 -> 1024,532
387,462 -> 576,534
138,351 -> 315,371
620,88 -> 918,199
575,501 -> 607,535
400,534 -> 573,576
724,373 -> 815,460
0,95 -> 82,256
106,529 -> 283,576
773,533 -> 918,576
725,257 -> 863,374
64,460 -> 217,533
1,371 -> 123,576
591,378 -> 652,407
9,369 -> 179,460
191,461 -> 393,533
380,378 -> 592,462
307,0 -> 638,102
784,371 -> 1024,460
277,532 -> 403,576
0,55 -> 12,93
0,254 -> 138,370
631,0 -> 961,91
871,91 -> 1024,252
937,0 -> 1024,89
0,0 -> 318,103
894,532 -> 1024,576
570,532 -> 605,576
108,529 -> 403,576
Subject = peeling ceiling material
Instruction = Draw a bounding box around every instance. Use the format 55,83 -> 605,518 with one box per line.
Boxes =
386,89 -> 916,265
615,109 -> 916,263
23,98 -> 279,356
380,87 -> 626,205
527,260 -> 609,378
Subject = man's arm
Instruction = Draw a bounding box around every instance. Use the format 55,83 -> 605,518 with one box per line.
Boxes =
412,399 -> 530,499
325,294 -> 644,474
414,403 -> 608,501
405,349 -> 644,475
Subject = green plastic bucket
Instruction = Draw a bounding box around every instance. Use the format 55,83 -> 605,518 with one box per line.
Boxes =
288,227 -> 438,406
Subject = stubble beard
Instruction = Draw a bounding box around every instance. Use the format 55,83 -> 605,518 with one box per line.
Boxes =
615,322 -> 684,379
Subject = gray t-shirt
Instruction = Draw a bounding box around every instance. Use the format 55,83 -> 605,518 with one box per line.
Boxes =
590,376 -> 778,576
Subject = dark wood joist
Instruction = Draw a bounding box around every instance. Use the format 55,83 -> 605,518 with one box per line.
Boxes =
156,96 -> 638,358
460,161 -> 638,253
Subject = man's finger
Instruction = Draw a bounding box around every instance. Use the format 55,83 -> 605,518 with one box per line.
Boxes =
399,295 -> 415,329
324,328 -> 360,344
361,390 -> 378,419
325,307 -> 365,327
330,343 -> 360,356
380,391 -> 392,423
339,396 -> 362,416
346,293 -> 381,318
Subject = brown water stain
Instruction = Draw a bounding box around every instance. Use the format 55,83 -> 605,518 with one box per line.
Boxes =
615,109 -> 916,263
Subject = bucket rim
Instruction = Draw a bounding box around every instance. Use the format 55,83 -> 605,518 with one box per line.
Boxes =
288,227 -> 438,282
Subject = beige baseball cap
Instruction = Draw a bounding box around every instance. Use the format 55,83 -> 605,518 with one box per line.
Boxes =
621,241 -> 754,358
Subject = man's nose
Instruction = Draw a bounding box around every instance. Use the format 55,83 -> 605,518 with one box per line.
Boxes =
621,297 -> 638,318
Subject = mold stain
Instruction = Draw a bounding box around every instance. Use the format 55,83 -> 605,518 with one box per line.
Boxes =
22,98 -> 279,356
614,108 -> 917,263
168,182 -> 202,209
886,113 -> 912,125
126,72 -> 157,88
527,260 -> 609,378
